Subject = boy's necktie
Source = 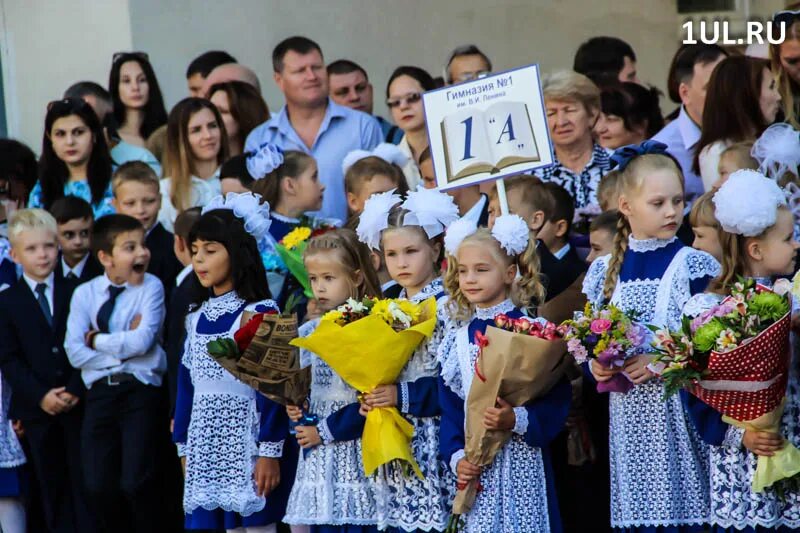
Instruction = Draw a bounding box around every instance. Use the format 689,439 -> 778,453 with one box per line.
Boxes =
96,285 -> 126,333
66,272 -> 78,281
35,283 -> 53,327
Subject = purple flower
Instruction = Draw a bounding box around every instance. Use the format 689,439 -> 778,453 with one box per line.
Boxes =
626,324 -> 647,347
596,348 -> 625,368
567,338 -> 589,363
585,333 -> 599,346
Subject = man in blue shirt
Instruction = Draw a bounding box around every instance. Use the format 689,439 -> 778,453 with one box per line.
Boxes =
651,43 -> 727,206
245,37 -> 382,222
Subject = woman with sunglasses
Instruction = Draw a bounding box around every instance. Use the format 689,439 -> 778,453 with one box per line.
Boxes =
771,10 -> 800,129
386,66 -> 436,191
109,52 -> 168,148
28,98 -> 115,217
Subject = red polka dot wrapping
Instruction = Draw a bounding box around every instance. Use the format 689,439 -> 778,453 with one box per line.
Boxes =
691,310 -> 791,422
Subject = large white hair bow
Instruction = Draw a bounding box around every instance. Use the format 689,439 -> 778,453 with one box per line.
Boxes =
202,192 -> 272,242
401,188 -> 460,240
444,217 -> 479,256
491,214 -> 530,255
355,189 -> 403,250
246,143 -> 284,180
342,143 -> 410,175
713,169 -> 786,237
752,123 -> 800,180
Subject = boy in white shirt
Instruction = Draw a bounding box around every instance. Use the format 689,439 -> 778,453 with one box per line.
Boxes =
65,213 -> 166,533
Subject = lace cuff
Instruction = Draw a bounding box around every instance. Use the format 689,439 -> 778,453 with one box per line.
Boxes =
512,407 -> 529,435
399,382 -> 410,413
258,440 -> 284,458
449,448 -> 465,476
176,443 -> 187,457
318,418 -> 334,445
722,425 -> 745,449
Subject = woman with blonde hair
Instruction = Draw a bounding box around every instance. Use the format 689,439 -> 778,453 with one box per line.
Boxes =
158,97 -> 229,231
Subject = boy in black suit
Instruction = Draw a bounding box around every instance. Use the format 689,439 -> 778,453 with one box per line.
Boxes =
50,196 -> 102,283
0,208 -> 95,532
111,161 -> 181,300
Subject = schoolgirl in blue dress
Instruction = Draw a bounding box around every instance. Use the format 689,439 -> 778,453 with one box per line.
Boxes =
681,170 -> 800,532
28,98 -> 115,218
583,142 -> 720,532
284,228 -> 383,533
355,188 -> 460,532
437,214 -> 571,533
173,193 -> 293,533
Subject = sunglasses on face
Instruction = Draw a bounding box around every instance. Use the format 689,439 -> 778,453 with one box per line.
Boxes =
46,97 -> 90,113
386,92 -> 422,108
112,51 -> 149,65
774,10 -> 800,28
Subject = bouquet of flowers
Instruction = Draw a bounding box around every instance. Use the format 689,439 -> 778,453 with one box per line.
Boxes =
273,218 -> 336,298
452,313 -> 570,516
561,302 -> 648,393
649,278 -> 800,492
290,296 -> 437,478
207,298 -> 310,406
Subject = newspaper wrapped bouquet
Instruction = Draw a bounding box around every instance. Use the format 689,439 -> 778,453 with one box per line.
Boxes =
206,305 -> 311,406
650,278 -> 800,492
453,314 -> 570,516
290,296 -> 437,478
561,302 -> 649,394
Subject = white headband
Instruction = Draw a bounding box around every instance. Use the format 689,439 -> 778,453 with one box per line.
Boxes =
355,188 -> 459,250
246,143 -> 284,180
443,214 -> 530,256
752,123 -> 800,181
202,192 -> 272,242
713,169 -> 786,237
342,143 -> 409,175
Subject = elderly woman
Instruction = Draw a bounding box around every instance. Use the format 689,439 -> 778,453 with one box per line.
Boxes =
534,70 -> 613,209
771,10 -> 800,128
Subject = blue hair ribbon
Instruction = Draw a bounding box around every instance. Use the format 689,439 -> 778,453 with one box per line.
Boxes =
609,140 -> 668,171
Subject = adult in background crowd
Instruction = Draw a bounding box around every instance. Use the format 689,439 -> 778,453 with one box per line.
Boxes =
386,66 -> 437,192
201,63 -> 261,97
652,43 -> 727,205
209,81 -> 270,156
443,44 -> 492,85
108,52 -> 167,148
245,36 -> 382,222
64,82 -> 162,175
185,50 -> 237,97
594,82 -> 663,150
573,36 -> 641,86
327,59 -> 403,144
693,56 -> 781,190
534,70 -> 612,210
771,10 -> 800,128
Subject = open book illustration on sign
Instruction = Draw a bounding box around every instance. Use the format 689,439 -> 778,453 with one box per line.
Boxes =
441,101 -> 540,183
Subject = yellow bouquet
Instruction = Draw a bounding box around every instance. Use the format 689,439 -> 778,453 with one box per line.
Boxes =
290,297 -> 437,477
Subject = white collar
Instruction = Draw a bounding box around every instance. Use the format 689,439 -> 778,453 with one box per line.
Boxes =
381,279 -> 398,292
22,271 -> 55,294
475,298 -> 515,320
271,212 -> 301,224
553,243 -> 571,260
62,253 -> 89,277
399,277 -> 443,303
462,195 -> 487,226
176,264 -> 193,286
628,235 -> 677,253
677,106 -> 701,150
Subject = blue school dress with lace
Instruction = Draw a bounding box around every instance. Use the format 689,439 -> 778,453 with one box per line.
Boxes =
173,291 -> 294,530
283,318 -> 378,533
583,236 -> 720,533
374,278 -> 456,532
682,285 -> 800,533
0,369 -> 25,498
437,299 -> 571,533
28,179 -> 115,218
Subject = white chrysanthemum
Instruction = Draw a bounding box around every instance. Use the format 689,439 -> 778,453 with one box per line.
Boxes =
491,214 -> 530,256
246,143 -> 284,179
401,188 -> 460,239
355,189 -> 402,250
713,169 -> 786,236
201,192 -> 272,241
752,123 -> 800,180
443,217 -> 478,256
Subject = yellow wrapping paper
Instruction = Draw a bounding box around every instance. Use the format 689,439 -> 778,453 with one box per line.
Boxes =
722,397 -> 800,492
290,298 -> 437,478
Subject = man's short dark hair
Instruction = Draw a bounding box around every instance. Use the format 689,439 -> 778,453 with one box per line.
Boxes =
49,196 -> 94,225
327,59 -> 368,80
91,214 -> 143,257
541,182 -> 575,235
573,36 -> 636,85
272,36 -> 322,72
174,207 -> 202,242
666,43 -> 728,104
186,50 -> 237,79
63,81 -> 112,107
444,45 -> 492,83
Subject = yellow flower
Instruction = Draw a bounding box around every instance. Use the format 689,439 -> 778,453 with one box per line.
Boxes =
282,227 -> 312,251
370,298 -> 423,328
322,310 -> 345,325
